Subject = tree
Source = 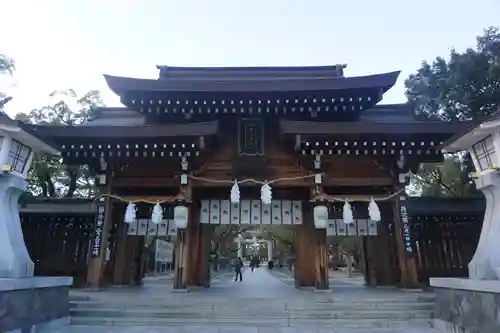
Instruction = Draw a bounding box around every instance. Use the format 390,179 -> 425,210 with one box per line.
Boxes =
0,54 -> 15,74
410,155 -> 480,197
405,27 -> 500,123
259,225 -> 295,253
0,54 -> 15,110
210,224 -> 253,270
328,236 -> 362,277
405,27 -> 500,196
17,89 -> 104,197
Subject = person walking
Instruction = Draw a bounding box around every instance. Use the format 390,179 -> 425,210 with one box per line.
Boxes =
234,257 -> 244,282
251,255 -> 258,272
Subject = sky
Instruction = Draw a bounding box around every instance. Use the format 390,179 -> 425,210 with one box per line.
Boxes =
1,0 -> 499,117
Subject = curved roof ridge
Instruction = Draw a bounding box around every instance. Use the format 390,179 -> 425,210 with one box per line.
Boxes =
103,70 -> 401,94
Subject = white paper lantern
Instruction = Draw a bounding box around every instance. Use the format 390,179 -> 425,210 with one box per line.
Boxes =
313,205 -> 328,229
343,200 -> 354,224
261,182 -> 272,205
230,181 -> 240,204
124,203 -> 137,224
151,202 -> 163,224
174,205 -> 189,229
368,197 -> 381,222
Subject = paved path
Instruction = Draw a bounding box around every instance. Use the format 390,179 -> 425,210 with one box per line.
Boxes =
199,266 -> 302,299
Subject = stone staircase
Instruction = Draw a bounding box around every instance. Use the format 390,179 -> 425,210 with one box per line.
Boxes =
68,293 -> 436,330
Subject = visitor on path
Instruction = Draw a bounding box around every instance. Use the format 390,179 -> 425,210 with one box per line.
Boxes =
250,255 -> 259,272
234,257 -> 244,282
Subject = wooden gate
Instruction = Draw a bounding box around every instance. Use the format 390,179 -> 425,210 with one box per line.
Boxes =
20,199 -> 95,286
407,197 -> 484,285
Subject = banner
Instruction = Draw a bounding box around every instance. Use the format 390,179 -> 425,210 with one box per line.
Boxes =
91,201 -> 105,257
399,198 -> 414,257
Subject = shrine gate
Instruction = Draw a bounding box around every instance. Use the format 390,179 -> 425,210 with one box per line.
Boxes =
32,65 -> 467,290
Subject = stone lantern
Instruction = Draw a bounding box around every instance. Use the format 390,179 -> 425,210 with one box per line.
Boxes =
0,115 -> 60,278
0,114 -> 72,332
442,116 -> 500,280
432,112 -> 500,332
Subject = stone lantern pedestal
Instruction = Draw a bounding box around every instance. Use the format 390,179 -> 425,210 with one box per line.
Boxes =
432,114 -> 500,332
0,115 -> 72,332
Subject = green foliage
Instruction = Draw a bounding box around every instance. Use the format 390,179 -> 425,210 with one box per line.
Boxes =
405,27 -> 500,197
22,89 -> 103,125
328,236 -> 360,256
211,224 -> 252,258
410,155 -> 480,197
0,54 -> 15,74
16,89 -> 104,197
259,225 -> 295,252
0,54 -> 15,110
405,26 -> 500,123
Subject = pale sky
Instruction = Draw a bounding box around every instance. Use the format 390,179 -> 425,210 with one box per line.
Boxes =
1,0 -> 499,117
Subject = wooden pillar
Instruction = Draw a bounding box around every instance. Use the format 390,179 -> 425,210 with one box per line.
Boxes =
294,204 -> 318,288
393,190 -> 419,288
195,223 -> 212,287
122,236 -> 139,285
174,229 -> 188,289
86,193 -> 113,289
111,218 -> 128,284
314,227 -> 329,290
364,222 -> 395,286
187,205 -> 201,286
173,204 -> 196,290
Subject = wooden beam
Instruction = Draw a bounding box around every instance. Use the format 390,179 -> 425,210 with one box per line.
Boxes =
312,193 -> 398,202
323,177 -> 393,187
109,195 -> 176,203
112,178 -> 178,188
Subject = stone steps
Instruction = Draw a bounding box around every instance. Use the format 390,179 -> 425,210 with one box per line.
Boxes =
69,298 -> 435,329
70,307 -> 432,320
70,316 -> 435,329
70,300 -> 434,311
68,289 -> 436,329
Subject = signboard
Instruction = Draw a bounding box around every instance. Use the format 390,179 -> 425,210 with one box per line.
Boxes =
127,219 -> 177,236
399,197 -> 414,257
155,239 -> 174,262
326,219 -> 379,236
200,199 -> 303,225
91,201 -> 105,257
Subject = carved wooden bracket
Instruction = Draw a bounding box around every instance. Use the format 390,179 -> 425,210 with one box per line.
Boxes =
174,185 -> 193,203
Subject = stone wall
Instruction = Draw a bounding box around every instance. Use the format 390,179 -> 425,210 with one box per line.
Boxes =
0,277 -> 71,333
432,278 -> 500,333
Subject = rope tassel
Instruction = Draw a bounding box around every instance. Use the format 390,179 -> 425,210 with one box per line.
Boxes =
261,181 -> 272,205
230,180 -> 240,204
124,203 -> 137,224
151,202 -> 164,224
368,197 -> 381,222
343,200 -> 354,224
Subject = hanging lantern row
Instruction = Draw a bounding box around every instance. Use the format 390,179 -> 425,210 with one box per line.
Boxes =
124,203 -> 189,229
